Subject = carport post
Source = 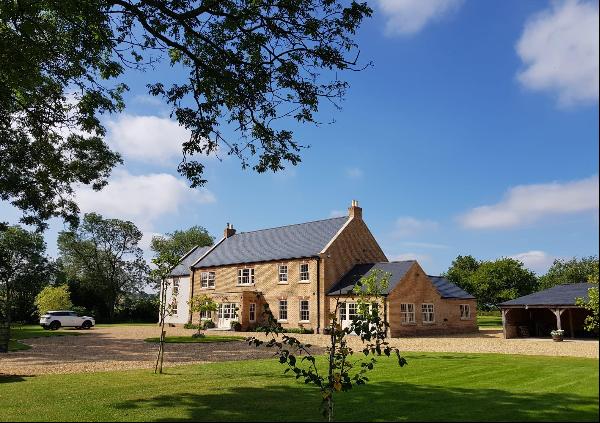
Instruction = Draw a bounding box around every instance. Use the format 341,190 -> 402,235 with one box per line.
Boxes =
501,308 -> 509,338
552,308 -> 565,331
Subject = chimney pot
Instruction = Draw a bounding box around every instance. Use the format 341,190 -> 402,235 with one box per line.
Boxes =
348,200 -> 362,219
224,223 -> 236,238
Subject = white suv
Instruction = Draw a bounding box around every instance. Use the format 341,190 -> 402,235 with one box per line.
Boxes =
40,311 -> 95,330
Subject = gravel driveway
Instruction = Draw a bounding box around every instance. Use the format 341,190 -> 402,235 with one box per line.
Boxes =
1,326 -> 596,376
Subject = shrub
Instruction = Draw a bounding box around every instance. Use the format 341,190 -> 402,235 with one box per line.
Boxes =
34,285 -> 72,315
202,320 -> 216,329
230,321 -> 242,331
252,326 -> 313,334
184,323 -> 200,330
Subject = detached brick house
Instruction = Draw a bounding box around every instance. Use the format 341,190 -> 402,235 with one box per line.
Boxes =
164,201 -> 477,336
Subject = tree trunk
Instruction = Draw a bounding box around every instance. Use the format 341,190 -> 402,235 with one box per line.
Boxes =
154,278 -> 168,374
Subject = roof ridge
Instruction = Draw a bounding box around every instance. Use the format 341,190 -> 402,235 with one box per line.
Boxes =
235,216 -> 348,235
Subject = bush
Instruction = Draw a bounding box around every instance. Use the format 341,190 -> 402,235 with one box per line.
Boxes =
113,295 -> 159,323
34,285 -> 72,315
184,323 -> 200,330
230,321 -> 242,331
203,320 -> 216,329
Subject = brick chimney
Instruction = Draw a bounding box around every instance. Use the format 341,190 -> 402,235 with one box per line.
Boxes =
224,223 -> 236,238
348,200 -> 362,219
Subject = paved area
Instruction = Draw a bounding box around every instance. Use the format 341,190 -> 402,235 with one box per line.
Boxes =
1,326 -> 596,376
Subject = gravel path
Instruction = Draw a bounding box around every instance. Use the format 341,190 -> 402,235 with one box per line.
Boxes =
1,326 -> 596,376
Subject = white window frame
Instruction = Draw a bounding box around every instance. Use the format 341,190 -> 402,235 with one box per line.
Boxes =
171,299 -> 178,315
237,268 -> 255,285
421,303 -> 435,324
460,304 -> 471,320
299,263 -> 310,282
201,271 -> 216,289
217,303 -> 237,319
299,300 -> 310,322
172,279 -> 179,296
278,264 -> 288,284
278,300 -> 288,322
200,310 -> 212,320
400,303 -> 415,324
249,303 -> 256,322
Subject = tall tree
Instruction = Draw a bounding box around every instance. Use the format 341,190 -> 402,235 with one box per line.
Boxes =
444,256 -> 538,310
151,226 -> 214,263
57,213 -> 149,321
1,1 -> 373,228
538,256 -> 599,290
0,226 -> 50,325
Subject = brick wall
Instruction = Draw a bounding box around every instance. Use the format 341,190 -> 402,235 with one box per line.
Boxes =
319,214 -> 387,331
191,258 -> 319,331
387,262 -> 478,336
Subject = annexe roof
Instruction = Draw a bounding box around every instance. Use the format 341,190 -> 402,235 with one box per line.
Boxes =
499,283 -> 594,308
170,245 -> 212,277
327,262 -> 475,299
427,276 -> 476,299
193,217 -> 348,268
327,261 -> 416,295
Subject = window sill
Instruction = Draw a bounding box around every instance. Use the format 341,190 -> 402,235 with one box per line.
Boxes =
298,280 -> 311,284
299,320 -> 310,324
200,287 -> 216,290
237,284 -> 256,287
277,282 -> 289,285
460,318 -> 471,321
278,319 -> 288,323
400,322 -> 416,326
423,322 -> 435,325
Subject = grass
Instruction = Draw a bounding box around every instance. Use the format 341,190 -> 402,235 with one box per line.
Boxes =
7,325 -> 80,352
477,315 -> 502,328
0,353 -> 597,421
95,323 -> 158,327
144,335 -> 244,343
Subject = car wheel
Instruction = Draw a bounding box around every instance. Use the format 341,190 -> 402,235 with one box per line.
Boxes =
42,325 -> 50,330
81,320 -> 92,330
49,321 -> 61,331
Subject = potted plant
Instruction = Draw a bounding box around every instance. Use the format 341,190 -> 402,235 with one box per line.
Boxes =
551,329 -> 564,342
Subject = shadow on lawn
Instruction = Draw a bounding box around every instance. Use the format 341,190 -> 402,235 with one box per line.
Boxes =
0,374 -> 30,384
113,381 -> 598,422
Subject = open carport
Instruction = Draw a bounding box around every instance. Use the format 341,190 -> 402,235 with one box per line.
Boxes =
499,283 -> 595,339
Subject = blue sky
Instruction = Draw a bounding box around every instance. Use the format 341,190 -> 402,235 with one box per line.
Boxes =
1,0 -> 598,275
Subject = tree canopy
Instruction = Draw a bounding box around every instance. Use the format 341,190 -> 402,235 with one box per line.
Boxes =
538,256 -> 599,291
443,255 -> 538,309
1,0 -> 372,228
150,226 -> 214,263
57,213 -> 149,321
0,226 -> 50,323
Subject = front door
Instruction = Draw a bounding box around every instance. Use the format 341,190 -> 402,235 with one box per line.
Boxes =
217,303 -> 237,329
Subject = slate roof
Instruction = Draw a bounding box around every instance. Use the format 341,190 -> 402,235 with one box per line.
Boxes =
193,217 -> 348,268
327,262 -> 475,299
170,245 -> 212,277
427,276 -> 476,299
499,283 -> 594,307
327,261 -> 416,295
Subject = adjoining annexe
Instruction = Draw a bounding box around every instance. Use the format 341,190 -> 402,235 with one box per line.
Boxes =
162,200 -> 478,336
499,283 -> 595,339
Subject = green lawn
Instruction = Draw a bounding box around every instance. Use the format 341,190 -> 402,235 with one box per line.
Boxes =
7,325 -> 80,351
144,335 -> 244,343
477,315 -> 502,328
0,353 -> 597,421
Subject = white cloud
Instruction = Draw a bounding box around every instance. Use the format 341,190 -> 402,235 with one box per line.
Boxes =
345,167 -> 364,179
460,175 -> 599,229
516,0 -> 599,106
75,169 -> 215,229
106,114 -> 190,163
509,250 -> 557,274
393,216 -> 438,237
377,0 -> 464,36
390,252 -> 431,263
